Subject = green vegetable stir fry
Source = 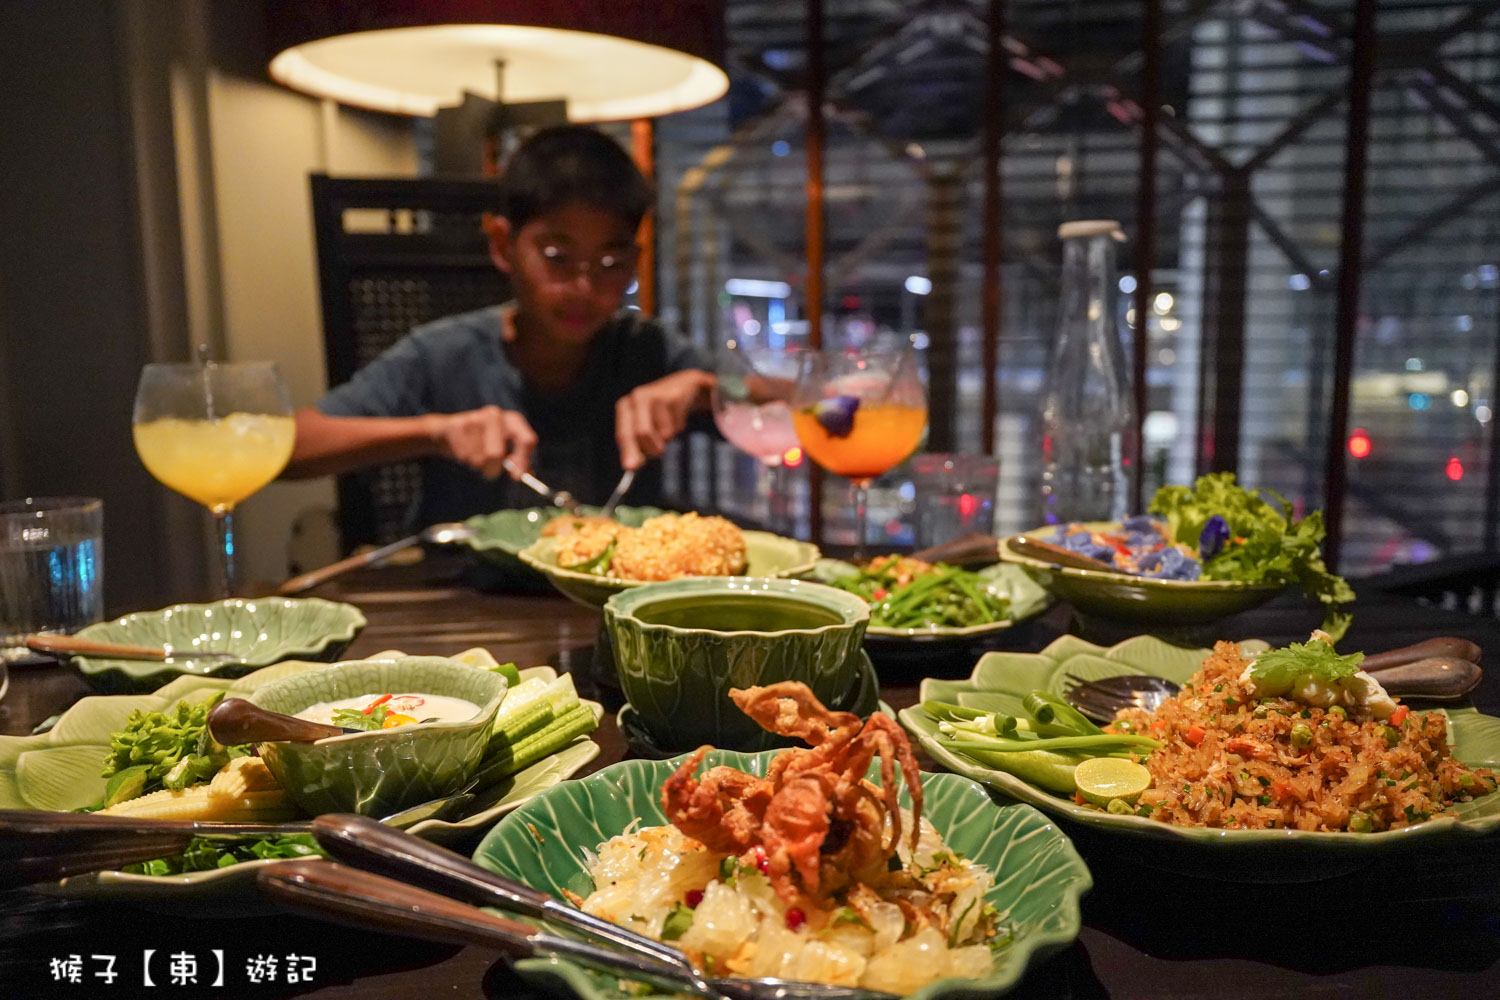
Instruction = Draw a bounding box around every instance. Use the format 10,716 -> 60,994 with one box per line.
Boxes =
123,834 -> 325,877
826,555 -> 1012,629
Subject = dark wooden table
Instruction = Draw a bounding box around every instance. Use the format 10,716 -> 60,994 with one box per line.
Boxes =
3,555 -> 1499,999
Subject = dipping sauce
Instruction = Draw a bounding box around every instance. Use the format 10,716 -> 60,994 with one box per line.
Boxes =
632,594 -> 846,632
295,692 -> 481,729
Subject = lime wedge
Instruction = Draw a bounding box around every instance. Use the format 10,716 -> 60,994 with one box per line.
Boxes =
1074,757 -> 1151,807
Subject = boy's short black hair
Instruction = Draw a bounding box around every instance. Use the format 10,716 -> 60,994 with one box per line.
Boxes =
499,125 -> 654,231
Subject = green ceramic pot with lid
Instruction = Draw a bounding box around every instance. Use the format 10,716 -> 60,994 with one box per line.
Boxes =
604,577 -> 869,752
248,656 -> 507,817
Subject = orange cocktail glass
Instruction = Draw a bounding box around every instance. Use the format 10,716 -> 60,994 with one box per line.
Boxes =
793,349 -> 927,559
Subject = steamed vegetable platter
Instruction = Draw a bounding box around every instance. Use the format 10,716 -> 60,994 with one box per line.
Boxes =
1,650 -> 602,902
900,633 -> 1500,878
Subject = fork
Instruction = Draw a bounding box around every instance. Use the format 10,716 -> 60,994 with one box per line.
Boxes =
259,854 -> 891,1000
1062,637 -> 1484,723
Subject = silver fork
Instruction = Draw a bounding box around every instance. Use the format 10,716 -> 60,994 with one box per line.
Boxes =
303,814 -> 893,1000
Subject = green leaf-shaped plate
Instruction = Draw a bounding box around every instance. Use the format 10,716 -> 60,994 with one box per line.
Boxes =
1000,525 -> 1284,625
901,635 -> 1500,876
474,748 -> 1091,1000
807,559 -> 1053,641
68,597 -> 367,692
11,661 -> 600,912
519,530 -> 821,609
463,505 -> 666,565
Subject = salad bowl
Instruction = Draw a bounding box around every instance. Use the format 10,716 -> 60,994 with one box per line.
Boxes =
473,749 -> 1092,1000
899,635 -> 1500,880
519,529 -> 821,609
1000,525 -> 1284,626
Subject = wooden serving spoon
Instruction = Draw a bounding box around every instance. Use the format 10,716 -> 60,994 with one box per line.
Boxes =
1005,535 -> 1123,574
206,697 -> 356,745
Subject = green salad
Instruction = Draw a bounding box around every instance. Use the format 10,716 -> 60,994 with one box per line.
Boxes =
826,555 -> 1012,629
1150,473 -> 1355,639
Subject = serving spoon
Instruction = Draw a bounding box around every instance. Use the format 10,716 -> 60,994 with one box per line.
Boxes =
258,858 -> 892,1000
278,521 -> 474,595
1062,637 -> 1484,722
205,697 -> 360,745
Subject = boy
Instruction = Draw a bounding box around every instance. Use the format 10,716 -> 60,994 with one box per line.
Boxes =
284,126 -> 714,527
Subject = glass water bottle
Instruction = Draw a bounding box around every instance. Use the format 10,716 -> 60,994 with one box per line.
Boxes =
1039,220 -> 1138,524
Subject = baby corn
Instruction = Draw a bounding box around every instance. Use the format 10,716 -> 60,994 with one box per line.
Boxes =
104,757 -> 293,821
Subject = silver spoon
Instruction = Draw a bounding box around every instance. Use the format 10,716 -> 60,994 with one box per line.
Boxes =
278,521 -> 474,595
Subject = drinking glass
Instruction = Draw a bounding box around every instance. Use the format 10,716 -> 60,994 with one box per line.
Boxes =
133,362 -> 295,597
0,497 -> 104,668
712,344 -> 801,532
792,349 -> 927,560
910,454 -> 999,548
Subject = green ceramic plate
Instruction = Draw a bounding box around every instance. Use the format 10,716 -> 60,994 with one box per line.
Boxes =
474,749 -> 1091,1000
68,597 -> 367,692
462,505 -> 666,566
1000,525 -> 1284,626
901,635 -> 1500,861
519,530 -> 822,608
808,559 -> 1053,641
9,661 -> 601,911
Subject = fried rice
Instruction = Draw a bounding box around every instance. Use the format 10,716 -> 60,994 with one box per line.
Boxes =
555,512 -> 748,581
1110,641 -> 1496,832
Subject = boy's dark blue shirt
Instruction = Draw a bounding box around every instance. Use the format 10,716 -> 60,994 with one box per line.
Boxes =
317,305 -> 708,527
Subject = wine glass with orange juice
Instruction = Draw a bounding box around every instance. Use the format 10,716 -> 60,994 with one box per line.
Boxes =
133,361 -> 295,596
792,348 -> 927,560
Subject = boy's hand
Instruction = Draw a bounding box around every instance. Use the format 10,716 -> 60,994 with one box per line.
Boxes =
426,405 -> 539,479
615,370 -> 715,471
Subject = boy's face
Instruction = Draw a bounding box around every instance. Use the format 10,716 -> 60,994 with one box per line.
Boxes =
489,202 -> 640,346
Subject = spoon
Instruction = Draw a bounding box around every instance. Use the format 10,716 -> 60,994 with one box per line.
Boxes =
258,860 -> 891,1000
278,521 -> 474,595
1006,535 -> 1123,574
24,635 -> 239,664
206,697 -> 357,745
310,814 -> 692,972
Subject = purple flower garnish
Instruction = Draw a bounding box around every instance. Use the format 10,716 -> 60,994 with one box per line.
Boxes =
1200,514 -> 1230,559
809,394 -> 860,437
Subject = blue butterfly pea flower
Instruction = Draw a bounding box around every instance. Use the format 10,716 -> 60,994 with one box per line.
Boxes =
1199,514 -> 1230,560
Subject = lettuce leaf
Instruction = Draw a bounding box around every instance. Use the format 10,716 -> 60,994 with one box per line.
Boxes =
1149,472 -> 1354,639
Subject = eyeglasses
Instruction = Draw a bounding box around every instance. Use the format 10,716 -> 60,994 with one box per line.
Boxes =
537,243 -> 640,286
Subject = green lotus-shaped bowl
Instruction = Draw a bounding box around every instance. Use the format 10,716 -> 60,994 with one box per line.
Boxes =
518,529 -> 821,609
69,597 -> 366,692
249,656 -> 507,818
463,505 -> 665,565
1000,525 -> 1284,626
473,749 -> 1091,1000
604,577 -> 869,752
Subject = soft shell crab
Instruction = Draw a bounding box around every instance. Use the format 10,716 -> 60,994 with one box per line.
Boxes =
661,681 -> 924,903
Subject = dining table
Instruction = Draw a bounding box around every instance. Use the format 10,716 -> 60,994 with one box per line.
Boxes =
2,551 -> 1498,1000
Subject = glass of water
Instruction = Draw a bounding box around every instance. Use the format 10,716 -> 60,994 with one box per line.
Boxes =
0,498 -> 105,672
910,454 -> 999,549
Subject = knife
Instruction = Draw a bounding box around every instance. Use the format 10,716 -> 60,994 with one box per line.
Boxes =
503,459 -> 582,514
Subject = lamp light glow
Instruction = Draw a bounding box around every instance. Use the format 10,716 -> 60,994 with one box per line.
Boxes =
268,4 -> 728,121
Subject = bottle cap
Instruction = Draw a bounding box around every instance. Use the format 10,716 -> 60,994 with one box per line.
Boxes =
1058,220 -> 1126,241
